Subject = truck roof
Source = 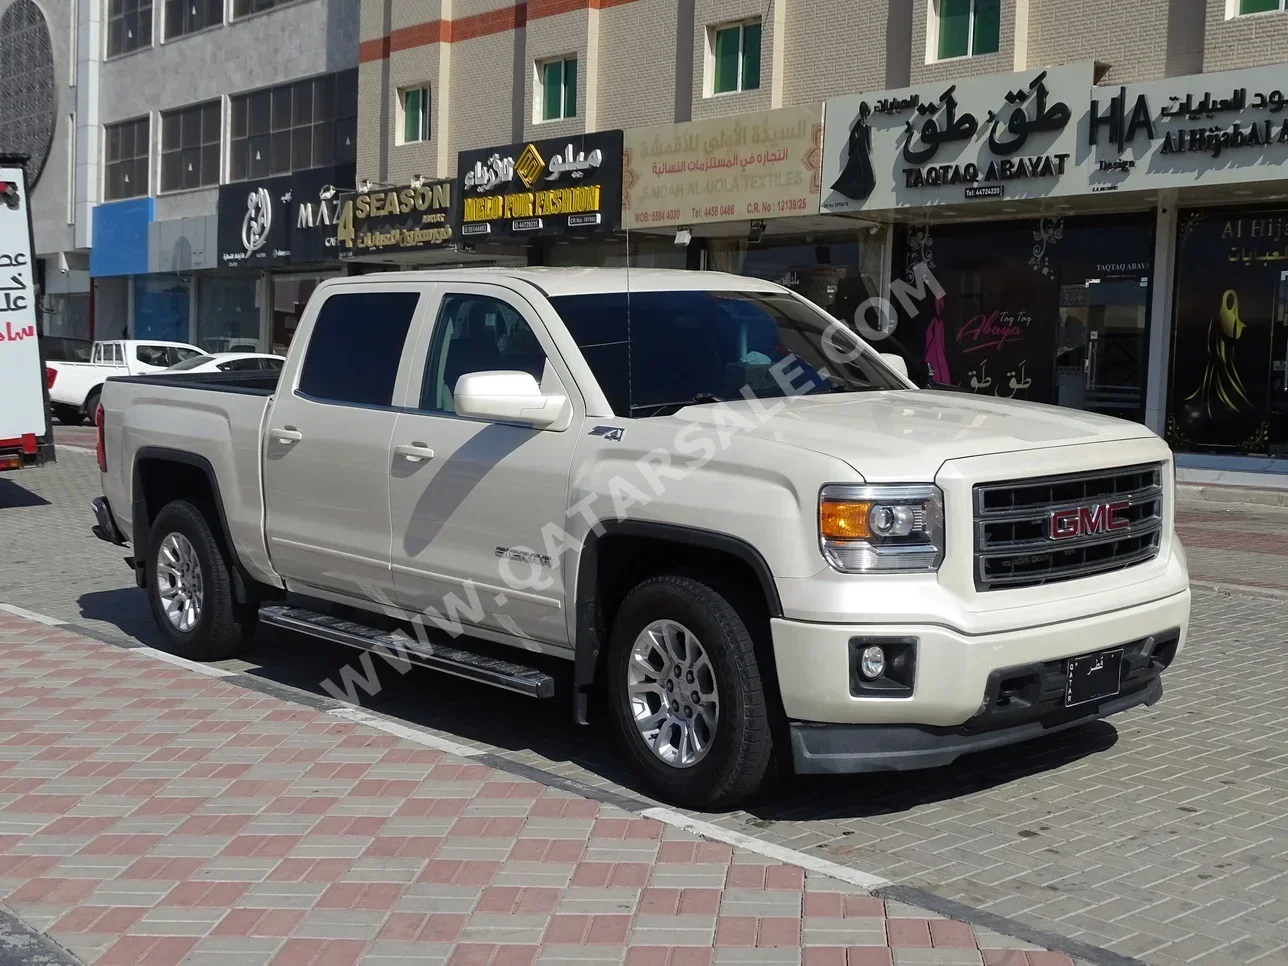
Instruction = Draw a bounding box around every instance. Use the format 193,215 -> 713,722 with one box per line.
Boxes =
322,267 -> 789,298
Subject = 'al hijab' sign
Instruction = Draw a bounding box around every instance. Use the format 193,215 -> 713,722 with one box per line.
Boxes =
821,62 -> 1094,213
1089,64 -> 1288,194
457,131 -> 623,239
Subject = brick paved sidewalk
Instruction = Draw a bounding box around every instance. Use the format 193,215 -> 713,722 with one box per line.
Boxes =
0,613 -> 1075,966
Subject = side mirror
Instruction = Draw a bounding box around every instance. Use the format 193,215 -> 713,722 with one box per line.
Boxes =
880,352 -> 910,380
453,370 -> 569,430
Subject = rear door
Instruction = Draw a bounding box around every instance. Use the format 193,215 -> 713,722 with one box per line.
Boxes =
263,283 -> 431,604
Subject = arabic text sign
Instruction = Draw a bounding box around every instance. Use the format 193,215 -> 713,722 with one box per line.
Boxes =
821,62 -> 1095,213
0,165 -> 44,441
457,131 -> 623,239
337,180 -> 454,259
622,105 -> 824,228
1089,65 -> 1288,194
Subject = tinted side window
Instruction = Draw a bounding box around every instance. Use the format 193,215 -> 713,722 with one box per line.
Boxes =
218,358 -> 262,372
419,294 -> 547,414
299,291 -> 420,406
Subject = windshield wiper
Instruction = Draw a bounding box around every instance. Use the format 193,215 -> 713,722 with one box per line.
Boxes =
629,393 -> 727,416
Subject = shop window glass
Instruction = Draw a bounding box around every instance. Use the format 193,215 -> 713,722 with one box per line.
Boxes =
298,292 -> 420,407
271,273 -> 334,353
419,295 -> 548,414
712,21 -> 760,94
103,116 -> 150,201
229,70 -> 357,180
133,274 -> 191,343
196,275 -> 261,352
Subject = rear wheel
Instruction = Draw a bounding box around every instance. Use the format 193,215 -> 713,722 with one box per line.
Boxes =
146,500 -> 256,661
607,575 -> 774,809
82,388 -> 101,426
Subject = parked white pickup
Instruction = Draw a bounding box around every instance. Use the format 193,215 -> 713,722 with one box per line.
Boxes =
47,339 -> 202,424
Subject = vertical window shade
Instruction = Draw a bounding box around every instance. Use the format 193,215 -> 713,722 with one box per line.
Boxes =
741,22 -> 761,91
542,61 -> 563,120
713,27 -> 739,94
938,0 -> 971,59
972,0 -> 1000,54
562,59 -> 577,120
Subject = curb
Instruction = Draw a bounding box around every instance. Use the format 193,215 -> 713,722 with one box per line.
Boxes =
1177,483 -> 1288,509
0,602 -> 1136,966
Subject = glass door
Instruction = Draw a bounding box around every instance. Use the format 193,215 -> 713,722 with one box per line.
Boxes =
1056,276 -> 1149,423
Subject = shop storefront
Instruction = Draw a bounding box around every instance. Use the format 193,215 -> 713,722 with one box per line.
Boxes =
215,163 -> 354,352
456,132 -> 624,265
336,178 -> 456,269
619,106 -> 881,304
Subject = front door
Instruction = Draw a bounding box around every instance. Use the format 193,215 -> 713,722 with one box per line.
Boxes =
1056,276 -> 1150,422
263,285 -> 429,604
388,285 -> 582,649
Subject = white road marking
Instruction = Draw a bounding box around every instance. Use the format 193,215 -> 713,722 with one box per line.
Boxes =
641,806 -> 891,890
325,705 -> 486,759
0,604 -> 67,626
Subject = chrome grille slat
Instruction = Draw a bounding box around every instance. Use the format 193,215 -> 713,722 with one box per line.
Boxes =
972,463 -> 1164,592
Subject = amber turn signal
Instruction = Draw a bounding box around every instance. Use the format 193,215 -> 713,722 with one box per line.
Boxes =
819,500 -> 872,540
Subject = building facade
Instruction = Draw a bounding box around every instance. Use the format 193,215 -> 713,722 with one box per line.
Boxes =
85,0 -> 361,353
350,0 -> 1288,479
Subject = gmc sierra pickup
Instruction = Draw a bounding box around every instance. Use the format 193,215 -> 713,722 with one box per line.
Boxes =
93,268 -> 1190,808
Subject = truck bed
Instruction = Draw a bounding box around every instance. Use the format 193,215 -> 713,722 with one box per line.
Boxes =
99,369 -> 281,588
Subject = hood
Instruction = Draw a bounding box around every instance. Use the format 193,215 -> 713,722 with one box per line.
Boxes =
673,390 -> 1158,481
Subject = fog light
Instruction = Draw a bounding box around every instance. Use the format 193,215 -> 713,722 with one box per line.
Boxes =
859,645 -> 886,681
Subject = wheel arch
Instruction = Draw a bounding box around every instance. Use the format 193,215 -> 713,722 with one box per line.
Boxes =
572,520 -> 783,725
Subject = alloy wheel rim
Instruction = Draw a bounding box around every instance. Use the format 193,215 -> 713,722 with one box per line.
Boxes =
156,532 -> 204,633
627,619 -> 719,768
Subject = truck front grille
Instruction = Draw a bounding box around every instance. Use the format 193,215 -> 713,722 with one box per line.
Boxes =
973,463 -> 1164,591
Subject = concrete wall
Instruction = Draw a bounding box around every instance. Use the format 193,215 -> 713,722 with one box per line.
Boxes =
597,0 -> 681,128
1204,0 -> 1288,72
782,0 -> 910,105
1026,0 -> 1204,81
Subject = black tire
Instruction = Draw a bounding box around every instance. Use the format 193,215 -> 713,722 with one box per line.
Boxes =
607,575 -> 774,810
82,388 -> 101,425
146,500 -> 256,661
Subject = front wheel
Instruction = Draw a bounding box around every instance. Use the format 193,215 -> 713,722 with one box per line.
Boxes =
607,575 -> 774,809
82,389 -> 101,426
146,500 -> 256,661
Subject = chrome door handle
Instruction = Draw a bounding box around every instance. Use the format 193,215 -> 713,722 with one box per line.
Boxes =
270,428 -> 303,443
394,442 -> 435,462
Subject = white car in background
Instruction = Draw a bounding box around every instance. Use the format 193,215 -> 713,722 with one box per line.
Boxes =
167,353 -> 286,374
47,339 -> 204,425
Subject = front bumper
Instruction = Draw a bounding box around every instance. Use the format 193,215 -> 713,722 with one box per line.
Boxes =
771,586 -> 1189,774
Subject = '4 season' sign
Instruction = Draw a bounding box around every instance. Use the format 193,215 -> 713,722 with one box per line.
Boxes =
336,180 -> 454,259
457,131 -> 623,239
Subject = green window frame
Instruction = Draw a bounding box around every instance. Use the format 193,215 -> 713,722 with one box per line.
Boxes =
937,0 -> 999,60
1238,0 -> 1283,13
401,86 -> 430,143
712,20 -> 761,94
540,58 -> 577,121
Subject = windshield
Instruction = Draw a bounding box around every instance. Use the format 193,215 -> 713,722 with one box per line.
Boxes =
548,290 -> 906,417
167,355 -> 214,370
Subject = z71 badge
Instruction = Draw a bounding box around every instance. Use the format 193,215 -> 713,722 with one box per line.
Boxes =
589,425 -> 624,442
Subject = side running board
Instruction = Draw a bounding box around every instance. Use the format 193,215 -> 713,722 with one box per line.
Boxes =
259,605 -> 555,699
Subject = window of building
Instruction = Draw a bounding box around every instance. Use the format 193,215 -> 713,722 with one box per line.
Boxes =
399,86 -> 430,144
538,57 -> 577,122
420,295 -> 548,414
103,116 -> 150,201
107,0 -> 152,56
298,292 -> 421,407
196,274 -> 260,352
160,100 -> 221,192
1237,0 -> 1285,13
711,20 -> 761,95
229,70 -> 358,181
935,0 -> 1000,59
231,0 -> 291,15
163,0 -> 221,39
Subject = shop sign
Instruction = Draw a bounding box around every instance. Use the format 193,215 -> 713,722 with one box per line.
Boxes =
821,63 -> 1094,213
1089,65 -> 1288,193
336,179 -> 454,259
216,164 -> 354,267
621,105 -> 824,229
456,132 -> 623,239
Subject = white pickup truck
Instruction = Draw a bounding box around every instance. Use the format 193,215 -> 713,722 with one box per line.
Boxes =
94,268 -> 1190,808
48,339 -> 203,424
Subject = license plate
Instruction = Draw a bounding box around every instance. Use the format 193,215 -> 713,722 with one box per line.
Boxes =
1065,649 -> 1123,707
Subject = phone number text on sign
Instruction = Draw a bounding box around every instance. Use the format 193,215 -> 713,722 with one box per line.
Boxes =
633,209 -> 682,225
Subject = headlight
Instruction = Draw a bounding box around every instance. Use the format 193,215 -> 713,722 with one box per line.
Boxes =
819,484 -> 944,573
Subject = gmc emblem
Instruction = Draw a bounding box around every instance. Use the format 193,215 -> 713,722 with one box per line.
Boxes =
1049,501 -> 1131,540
